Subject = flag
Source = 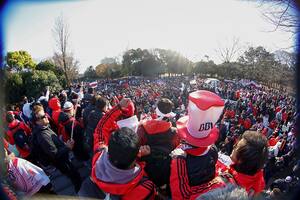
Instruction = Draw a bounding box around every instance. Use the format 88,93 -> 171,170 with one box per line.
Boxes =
89,81 -> 97,88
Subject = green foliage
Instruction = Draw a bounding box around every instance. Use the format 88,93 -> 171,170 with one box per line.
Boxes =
122,48 -> 192,76
36,60 -> 57,71
193,60 -> 218,75
237,46 -> 281,82
22,70 -> 62,99
83,66 -> 97,80
5,70 -> 62,104
4,72 -> 25,103
37,60 -> 67,88
154,49 -> 192,75
6,51 -> 36,71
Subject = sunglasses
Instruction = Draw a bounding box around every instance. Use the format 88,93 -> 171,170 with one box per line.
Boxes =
37,114 -> 47,120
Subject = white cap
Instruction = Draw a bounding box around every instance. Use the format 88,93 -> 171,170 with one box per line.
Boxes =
63,101 -> 73,111
285,176 -> 292,183
155,107 -> 176,120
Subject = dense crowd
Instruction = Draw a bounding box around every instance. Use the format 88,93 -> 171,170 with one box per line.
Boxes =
1,76 -> 299,200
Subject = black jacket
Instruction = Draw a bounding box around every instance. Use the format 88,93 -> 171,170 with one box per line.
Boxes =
85,108 -> 104,149
186,145 -> 218,186
31,125 -> 70,167
83,104 -> 96,129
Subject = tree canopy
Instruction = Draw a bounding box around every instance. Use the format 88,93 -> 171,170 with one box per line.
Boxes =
6,50 -> 36,71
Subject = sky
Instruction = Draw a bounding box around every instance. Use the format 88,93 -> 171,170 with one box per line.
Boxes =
3,0 -> 295,73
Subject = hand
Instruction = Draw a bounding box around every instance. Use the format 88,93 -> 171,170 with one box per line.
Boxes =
66,139 -> 75,150
119,98 -> 131,109
170,148 -> 187,158
46,86 -> 50,91
138,145 -> 151,157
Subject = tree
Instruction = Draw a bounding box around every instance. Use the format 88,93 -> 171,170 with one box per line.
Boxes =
154,49 -> 192,75
122,48 -> 165,76
193,60 -> 218,76
4,70 -> 62,103
5,51 -> 36,71
52,14 -> 79,86
4,72 -> 24,103
274,50 -> 296,70
52,52 -> 79,84
238,46 -> 283,83
95,63 -> 110,78
37,59 -> 67,87
36,60 -> 57,71
253,0 -> 299,34
22,70 -> 62,99
83,66 -> 97,79
101,57 -> 118,64
216,37 -> 243,63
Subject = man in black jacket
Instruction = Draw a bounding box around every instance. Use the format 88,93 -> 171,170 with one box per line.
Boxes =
85,95 -> 108,154
31,106 -> 82,192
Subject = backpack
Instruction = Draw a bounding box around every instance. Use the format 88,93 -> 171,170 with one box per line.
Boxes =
10,123 -> 32,151
140,126 -> 177,187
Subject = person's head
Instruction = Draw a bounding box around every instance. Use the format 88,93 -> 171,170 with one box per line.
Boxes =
63,101 -> 74,116
157,98 -> 174,115
32,104 -> 44,116
6,111 -> 15,123
88,87 -> 94,94
270,188 -> 282,199
230,130 -> 268,175
94,95 -> 108,112
108,127 -> 140,169
34,107 -> 49,126
21,95 -> 28,104
59,91 -> 67,102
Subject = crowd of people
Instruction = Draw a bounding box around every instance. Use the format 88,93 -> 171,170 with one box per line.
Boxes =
1,75 -> 299,200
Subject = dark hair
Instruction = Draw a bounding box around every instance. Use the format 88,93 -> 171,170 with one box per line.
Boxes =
6,112 -> 15,123
233,131 -> 268,175
108,127 -> 140,169
95,95 -> 107,111
88,87 -> 94,94
157,98 -> 174,114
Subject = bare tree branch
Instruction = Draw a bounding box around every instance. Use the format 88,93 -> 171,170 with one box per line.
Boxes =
216,37 -> 243,63
252,0 -> 299,34
52,14 -> 75,86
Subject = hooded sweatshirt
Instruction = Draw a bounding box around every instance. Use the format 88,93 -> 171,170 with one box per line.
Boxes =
91,149 -> 155,200
48,97 -> 61,126
137,119 -> 179,187
139,120 -> 179,154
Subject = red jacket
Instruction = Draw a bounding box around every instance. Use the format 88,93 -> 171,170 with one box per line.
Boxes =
216,157 -> 265,195
6,120 -> 31,158
52,110 -> 62,127
228,166 -> 265,195
91,149 -> 156,200
170,157 -> 231,200
49,97 -> 62,127
93,106 -> 123,152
